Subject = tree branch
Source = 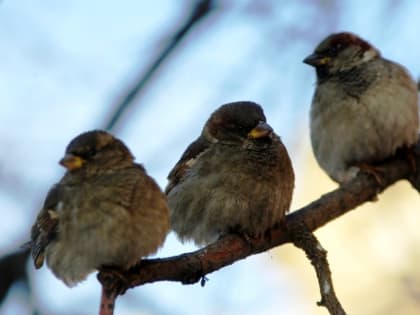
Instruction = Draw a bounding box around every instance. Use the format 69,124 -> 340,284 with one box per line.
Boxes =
0,249 -> 29,302
98,141 -> 419,310
99,287 -> 117,315
288,221 -> 346,314
104,0 -> 216,132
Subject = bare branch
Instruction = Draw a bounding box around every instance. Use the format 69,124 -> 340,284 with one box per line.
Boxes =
98,142 -> 418,304
0,249 -> 29,302
289,221 -> 346,315
104,0 -> 216,132
99,287 -> 117,315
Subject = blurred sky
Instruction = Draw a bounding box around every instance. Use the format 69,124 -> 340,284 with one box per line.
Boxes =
1,0 -> 420,314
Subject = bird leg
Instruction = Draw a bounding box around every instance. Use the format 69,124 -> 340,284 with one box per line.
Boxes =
225,226 -> 261,245
353,162 -> 385,185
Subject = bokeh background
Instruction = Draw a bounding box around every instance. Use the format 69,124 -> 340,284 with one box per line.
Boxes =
1,0 -> 420,314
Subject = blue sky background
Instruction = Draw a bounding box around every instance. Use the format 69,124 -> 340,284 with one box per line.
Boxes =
1,1 -> 420,314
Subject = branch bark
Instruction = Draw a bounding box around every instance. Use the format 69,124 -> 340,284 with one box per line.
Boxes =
98,141 -> 419,314
288,221 -> 346,315
99,287 -> 117,315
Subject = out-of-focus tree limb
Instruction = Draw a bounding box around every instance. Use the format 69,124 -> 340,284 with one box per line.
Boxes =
104,0 -> 217,132
99,140 -> 420,315
0,2 -> 217,310
0,249 -> 29,302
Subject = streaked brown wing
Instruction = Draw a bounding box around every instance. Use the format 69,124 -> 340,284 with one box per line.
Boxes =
30,184 -> 61,268
165,136 -> 210,194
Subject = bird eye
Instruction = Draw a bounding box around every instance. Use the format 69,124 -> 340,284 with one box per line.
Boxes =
330,44 -> 342,55
87,148 -> 97,157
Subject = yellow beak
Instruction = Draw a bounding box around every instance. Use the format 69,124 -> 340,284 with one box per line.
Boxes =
248,121 -> 273,139
59,153 -> 85,170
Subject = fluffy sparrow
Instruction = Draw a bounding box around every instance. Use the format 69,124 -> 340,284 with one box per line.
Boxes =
304,32 -> 419,183
27,130 -> 169,286
166,101 -> 294,245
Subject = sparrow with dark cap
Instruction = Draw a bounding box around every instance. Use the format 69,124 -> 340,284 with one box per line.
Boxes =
304,32 -> 419,183
27,130 -> 169,286
166,101 -> 295,245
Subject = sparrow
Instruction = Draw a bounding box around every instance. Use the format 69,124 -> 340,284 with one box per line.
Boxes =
166,101 -> 295,246
304,32 -> 419,183
27,130 -> 169,286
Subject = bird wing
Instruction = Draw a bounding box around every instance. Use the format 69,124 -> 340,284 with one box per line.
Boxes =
29,184 -> 61,269
165,136 -> 211,194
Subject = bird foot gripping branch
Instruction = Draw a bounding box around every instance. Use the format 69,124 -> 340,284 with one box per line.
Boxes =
97,267 -> 131,315
98,267 -> 130,296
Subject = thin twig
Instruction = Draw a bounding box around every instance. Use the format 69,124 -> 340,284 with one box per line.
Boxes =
288,221 -> 346,315
99,286 -> 117,315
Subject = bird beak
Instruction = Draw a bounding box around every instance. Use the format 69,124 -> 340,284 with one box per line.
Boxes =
59,153 -> 85,170
248,121 -> 273,139
303,53 -> 330,67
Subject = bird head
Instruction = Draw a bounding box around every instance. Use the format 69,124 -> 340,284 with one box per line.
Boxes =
60,130 -> 134,173
303,32 -> 380,79
203,101 -> 274,145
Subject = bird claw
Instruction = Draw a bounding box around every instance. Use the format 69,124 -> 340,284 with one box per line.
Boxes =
354,162 -> 385,185
241,233 -> 255,243
97,267 -> 129,296
200,276 -> 209,287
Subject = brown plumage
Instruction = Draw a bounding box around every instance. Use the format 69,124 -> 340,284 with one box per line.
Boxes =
27,130 -> 169,286
304,32 -> 419,183
166,101 -> 295,245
